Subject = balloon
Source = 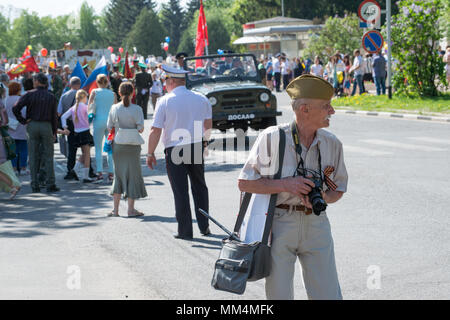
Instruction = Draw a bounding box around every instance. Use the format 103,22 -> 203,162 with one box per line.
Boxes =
41,48 -> 48,57
28,45 -> 32,50
49,61 -> 55,69
165,36 -> 170,43
163,46 -> 169,52
164,42 -> 169,48
108,46 -> 113,53
119,47 -> 124,53
217,49 -> 224,55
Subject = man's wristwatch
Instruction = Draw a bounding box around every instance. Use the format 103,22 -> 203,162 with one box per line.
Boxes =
146,153 -> 155,157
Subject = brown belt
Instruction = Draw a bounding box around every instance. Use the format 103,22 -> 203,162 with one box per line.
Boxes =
276,204 -> 313,215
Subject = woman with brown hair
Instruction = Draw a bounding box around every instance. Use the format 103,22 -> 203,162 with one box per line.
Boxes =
61,90 -> 95,183
88,74 -> 116,183
107,82 -> 147,217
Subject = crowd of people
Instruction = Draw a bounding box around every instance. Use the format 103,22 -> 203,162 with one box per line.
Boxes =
0,53 -> 182,206
257,48 -> 389,97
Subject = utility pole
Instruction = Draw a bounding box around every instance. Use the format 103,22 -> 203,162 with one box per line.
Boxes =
387,0 -> 392,99
282,0 -> 285,17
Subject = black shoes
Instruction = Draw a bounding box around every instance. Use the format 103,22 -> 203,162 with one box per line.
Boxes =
173,233 -> 193,240
64,170 -> 79,181
201,227 -> 211,236
46,185 -> 60,193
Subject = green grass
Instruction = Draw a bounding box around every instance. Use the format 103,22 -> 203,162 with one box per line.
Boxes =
333,93 -> 450,115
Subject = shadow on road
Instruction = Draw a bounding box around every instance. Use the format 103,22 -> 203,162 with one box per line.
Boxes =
0,183 -> 110,238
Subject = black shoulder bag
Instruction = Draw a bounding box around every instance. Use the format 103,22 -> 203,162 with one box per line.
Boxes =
211,128 -> 286,295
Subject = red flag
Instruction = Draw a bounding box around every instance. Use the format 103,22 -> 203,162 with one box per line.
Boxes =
195,0 -> 209,67
123,51 -> 133,79
20,46 -> 31,61
7,56 -> 40,79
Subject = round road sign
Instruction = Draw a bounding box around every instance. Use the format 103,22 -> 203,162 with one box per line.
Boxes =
358,0 -> 381,23
362,30 -> 384,53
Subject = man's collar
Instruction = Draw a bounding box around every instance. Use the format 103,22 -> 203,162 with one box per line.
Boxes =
172,85 -> 186,93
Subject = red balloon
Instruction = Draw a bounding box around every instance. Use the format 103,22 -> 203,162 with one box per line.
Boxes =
108,46 -> 113,53
119,47 -> 124,53
40,48 -> 48,57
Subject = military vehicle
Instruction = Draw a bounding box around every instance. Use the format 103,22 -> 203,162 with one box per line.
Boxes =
184,53 -> 281,132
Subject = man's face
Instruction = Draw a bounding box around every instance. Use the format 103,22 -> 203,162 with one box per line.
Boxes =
302,99 -> 335,129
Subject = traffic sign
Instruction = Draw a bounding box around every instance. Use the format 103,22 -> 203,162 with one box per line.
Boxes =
358,0 -> 381,24
362,30 -> 384,53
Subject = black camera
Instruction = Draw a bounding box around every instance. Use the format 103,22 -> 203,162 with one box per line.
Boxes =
308,179 -> 327,216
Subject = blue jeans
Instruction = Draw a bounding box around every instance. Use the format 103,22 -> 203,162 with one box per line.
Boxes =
374,76 -> 386,95
12,139 -> 28,171
351,75 -> 364,96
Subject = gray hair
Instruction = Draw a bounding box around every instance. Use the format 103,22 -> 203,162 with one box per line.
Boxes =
69,76 -> 81,87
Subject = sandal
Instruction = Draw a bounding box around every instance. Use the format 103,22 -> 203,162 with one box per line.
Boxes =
127,209 -> 144,217
106,210 -> 119,217
108,173 -> 114,183
9,186 -> 20,200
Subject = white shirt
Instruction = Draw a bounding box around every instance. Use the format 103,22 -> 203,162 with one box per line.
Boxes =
152,86 -> 212,148
352,56 -> 363,76
150,80 -> 163,95
281,61 -> 290,75
272,58 -> 281,73
310,64 -> 323,77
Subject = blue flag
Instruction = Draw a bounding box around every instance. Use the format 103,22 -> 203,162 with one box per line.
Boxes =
70,61 -> 87,85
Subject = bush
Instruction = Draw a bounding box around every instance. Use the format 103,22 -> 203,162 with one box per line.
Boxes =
391,0 -> 447,96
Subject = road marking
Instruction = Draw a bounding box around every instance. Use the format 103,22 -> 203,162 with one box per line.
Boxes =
407,137 -> 450,145
361,139 -> 446,151
343,145 -> 392,156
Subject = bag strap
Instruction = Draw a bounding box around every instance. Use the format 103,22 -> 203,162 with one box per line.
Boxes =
233,128 -> 286,245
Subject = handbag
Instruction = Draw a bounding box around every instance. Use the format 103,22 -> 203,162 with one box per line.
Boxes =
0,126 -> 17,161
114,128 -> 144,145
211,128 -> 286,295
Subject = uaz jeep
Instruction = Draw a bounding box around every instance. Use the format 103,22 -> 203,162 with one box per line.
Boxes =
184,53 -> 281,132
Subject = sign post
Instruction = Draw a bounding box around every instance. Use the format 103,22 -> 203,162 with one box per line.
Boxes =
386,0 -> 392,99
362,30 -> 384,54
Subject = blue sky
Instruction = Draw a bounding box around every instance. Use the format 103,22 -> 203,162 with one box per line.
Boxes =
1,0 -> 189,18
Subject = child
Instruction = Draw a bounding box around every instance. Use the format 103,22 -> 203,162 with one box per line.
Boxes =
61,90 -> 95,183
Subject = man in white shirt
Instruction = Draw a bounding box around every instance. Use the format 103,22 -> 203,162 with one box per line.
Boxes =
147,65 -> 213,240
273,53 -> 282,92
350,49 -> 364,96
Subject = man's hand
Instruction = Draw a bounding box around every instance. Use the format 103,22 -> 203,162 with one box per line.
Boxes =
282,176 -> 315,198
146,154 -> 157,170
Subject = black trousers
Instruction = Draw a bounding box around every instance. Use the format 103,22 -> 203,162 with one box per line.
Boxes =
136,92 -> 150,119
66,119 -> 94,175
282,74 -> 290,90
165,143 -> 209,238
274,72 -> 281,91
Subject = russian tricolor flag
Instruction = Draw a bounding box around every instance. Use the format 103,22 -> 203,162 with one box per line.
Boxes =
82,56 -> 108,93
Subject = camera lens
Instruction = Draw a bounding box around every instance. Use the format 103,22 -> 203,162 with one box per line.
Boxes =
308,186 -> 327,215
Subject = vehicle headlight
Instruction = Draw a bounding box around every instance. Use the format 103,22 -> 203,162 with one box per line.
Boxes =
209,96 -> 217,106
259,92 -> 270,102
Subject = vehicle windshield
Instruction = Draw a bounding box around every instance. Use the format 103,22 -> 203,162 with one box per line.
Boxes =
184,54 -> 259,85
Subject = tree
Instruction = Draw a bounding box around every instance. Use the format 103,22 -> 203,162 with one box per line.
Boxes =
303,13 -> 363,60
78,1 -> 103,48
178,8 -> 232,56
0,13 -> 10,56
126,9 -> 166,56
160,0 -> 185,53
8,11 -> 44,57
104,0 -> 157,48
391,0 -> 447,96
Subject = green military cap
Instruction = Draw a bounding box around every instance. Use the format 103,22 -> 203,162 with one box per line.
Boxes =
286,74 -> 334,101
82,64 -> 89,69
138,62 -> 147,69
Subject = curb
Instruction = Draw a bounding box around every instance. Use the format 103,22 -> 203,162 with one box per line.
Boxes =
335,109 -> 450,123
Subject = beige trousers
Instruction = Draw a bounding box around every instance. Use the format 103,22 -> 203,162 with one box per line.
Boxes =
265,207 -> 342,300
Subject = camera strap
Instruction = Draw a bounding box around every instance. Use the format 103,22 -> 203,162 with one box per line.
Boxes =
290,121 -> 323,181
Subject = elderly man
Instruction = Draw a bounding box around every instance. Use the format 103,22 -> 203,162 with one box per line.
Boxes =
238,74 -> 348,300
13,73 -> 59,193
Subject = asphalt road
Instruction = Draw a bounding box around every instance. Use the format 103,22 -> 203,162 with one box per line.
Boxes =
1,91 -> 449,299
